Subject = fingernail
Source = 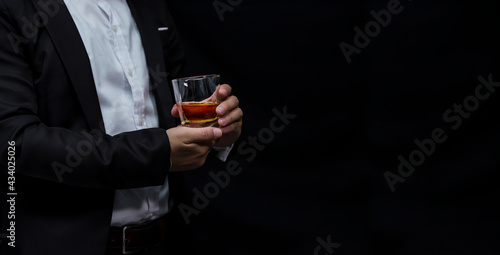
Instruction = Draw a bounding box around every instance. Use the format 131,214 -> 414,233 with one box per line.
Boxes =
217,105 -> 225,115
213,128 -> 222,139
219,117 -> 227,126
220,88 -> 227,96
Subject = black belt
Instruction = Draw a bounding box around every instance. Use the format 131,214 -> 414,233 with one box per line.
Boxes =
107,216 -> 166,254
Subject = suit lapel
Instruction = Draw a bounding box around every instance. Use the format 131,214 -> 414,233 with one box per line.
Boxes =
34,0 -> 175,130
127,0 -> 177,128
34,1 -> 104,130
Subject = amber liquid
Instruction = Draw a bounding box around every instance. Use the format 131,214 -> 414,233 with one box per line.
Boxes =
180,102 -> 219,125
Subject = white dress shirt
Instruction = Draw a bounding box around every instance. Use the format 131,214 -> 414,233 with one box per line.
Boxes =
64,0 -> 170,227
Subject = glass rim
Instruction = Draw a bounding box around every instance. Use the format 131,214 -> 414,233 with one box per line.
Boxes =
173,74 -> 220,81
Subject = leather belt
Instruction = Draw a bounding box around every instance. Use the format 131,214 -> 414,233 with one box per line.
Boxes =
107,216 -> 166,254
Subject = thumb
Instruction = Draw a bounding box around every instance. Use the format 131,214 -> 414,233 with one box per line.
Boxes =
185,127 -> 222,144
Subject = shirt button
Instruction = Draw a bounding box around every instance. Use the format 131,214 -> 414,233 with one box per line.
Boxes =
111,25 -> 117,32
127,69 -> 133,77
138,117 -> 144,126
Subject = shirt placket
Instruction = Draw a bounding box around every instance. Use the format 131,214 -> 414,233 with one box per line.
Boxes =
98,0 -> 147,129
97,0 -> 155,222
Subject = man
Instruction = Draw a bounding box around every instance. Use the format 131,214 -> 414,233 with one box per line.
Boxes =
0,0 -> 242,254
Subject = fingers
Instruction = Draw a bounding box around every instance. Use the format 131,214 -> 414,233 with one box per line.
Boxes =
218,104 -> 243,127
214,84 -> 242,146
183,127 -> 223,144
216,121 -> 243,147
218,84 -> 232,100
171,104 -> 180,118
217,95 -> 239,117
166,126 -> 223,172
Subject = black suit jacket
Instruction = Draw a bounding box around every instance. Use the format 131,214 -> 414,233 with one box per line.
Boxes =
0,0 -> 185,254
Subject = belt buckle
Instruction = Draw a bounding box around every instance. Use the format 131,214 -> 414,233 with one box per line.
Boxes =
122,225 -> 147,255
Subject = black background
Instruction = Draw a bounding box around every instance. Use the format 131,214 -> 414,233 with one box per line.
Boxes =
165,1 -> 500,254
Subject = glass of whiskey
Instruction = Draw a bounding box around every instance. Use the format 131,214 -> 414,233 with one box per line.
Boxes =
172,74 -> 221,127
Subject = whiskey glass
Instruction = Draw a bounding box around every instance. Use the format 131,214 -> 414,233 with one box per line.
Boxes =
172,74 -> 220,127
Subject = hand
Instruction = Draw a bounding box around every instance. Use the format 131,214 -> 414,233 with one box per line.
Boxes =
171,84 -> 243,147
166,126 -> 222,171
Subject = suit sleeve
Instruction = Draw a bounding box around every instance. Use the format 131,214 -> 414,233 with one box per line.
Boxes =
0,2 -> 171,190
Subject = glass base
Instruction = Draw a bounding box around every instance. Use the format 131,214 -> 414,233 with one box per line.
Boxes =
182,118 -> 219,128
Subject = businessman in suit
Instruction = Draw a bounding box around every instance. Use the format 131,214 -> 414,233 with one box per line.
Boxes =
0,0 -> 242,254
